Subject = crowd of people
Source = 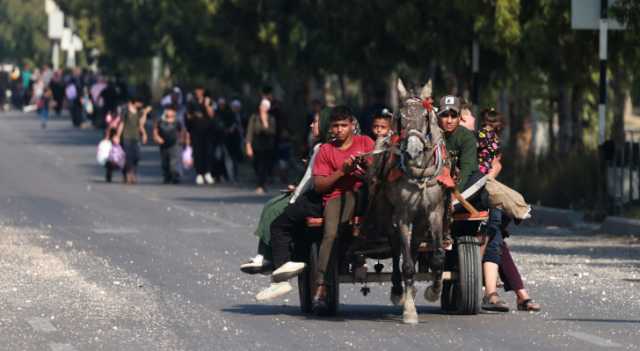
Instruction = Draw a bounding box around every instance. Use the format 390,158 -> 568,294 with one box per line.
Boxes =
4,64 -> 306,190
99,84 -> 292,189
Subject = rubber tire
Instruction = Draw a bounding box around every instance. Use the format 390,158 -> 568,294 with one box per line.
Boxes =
440,280 -> 455,312
453,236 -> 482,315
298,241 -> 318,314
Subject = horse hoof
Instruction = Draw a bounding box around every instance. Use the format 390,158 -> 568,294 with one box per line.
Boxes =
403,312 -> 419,325
390,287 -> 404,306
424,286 -> 441,302
391,293 -> 404,306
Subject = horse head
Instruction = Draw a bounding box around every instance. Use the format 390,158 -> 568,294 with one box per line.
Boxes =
396,79 -> 442,169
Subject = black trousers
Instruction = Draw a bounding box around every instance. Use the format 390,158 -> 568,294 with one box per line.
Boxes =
192,137 -> 211,175
253,148 -> 274,188
270,191 -> 323,269
160,145 -> 180,182
70,100 -> 83,127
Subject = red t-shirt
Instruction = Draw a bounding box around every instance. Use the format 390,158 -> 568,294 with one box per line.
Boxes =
313,135 -> 375,203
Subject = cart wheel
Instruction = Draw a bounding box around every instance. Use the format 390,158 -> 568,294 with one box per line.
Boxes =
440,280 -> 456,312
298,242 -> 318,314
453,235 -> 482,315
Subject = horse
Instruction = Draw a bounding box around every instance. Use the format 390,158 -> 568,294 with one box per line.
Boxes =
365,79 -> 447,324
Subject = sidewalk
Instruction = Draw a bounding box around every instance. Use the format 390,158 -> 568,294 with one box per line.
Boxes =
526,205 -> 640,236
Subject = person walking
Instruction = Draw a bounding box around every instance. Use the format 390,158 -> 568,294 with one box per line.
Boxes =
114,97 -> 150,184
185,87 -> 215,185
66,78 -> 83,127
245,99 -> 276,194
37,87 -> 52,129
153,104 -> 184,184
218,97 -> 242,182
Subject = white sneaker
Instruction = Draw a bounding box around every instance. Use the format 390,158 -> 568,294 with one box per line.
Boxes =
240,254 -> 273,275
255,282 -> 293,301
204,173 -> 215,184
196,174 -> 205,185
271,261 -> 306,283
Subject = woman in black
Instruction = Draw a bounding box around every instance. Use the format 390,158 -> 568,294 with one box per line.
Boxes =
185,87 -> 215,185
245,99 -> 277,194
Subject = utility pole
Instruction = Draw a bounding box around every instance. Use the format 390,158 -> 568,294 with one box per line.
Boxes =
598,0 -> 608,145
471,39 -> 479,109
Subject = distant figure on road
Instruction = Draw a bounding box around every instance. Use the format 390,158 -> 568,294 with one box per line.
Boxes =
185,87 -> 216,186
114,96 -> 150,184
245,99 -> 277,194
218,97 -> 242,183
49,70 -> 64,117
37,87 -> 52,129
153,104 -> 184,184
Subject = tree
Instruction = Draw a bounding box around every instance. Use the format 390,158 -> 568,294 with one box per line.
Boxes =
0,0 -> 49,65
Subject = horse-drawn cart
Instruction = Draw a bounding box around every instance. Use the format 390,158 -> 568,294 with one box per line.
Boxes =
295,80 -> 487,322
296,211 -> 485,316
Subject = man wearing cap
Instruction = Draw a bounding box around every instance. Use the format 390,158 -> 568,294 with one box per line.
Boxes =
437,95 -> 510,312
437,95 -> 479,191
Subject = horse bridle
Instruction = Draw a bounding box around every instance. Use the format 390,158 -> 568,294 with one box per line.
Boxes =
396,97 -> 444,186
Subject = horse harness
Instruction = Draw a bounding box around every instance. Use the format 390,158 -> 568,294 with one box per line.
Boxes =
372,98 -> 447,189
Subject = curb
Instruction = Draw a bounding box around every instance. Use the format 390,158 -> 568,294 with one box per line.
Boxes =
524,205 -> 639,236
525,206 -> 583,228
599,216 -> 640,236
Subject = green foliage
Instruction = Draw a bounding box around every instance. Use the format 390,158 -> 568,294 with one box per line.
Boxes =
502,151 -> 600,209
0,0 -> 49,65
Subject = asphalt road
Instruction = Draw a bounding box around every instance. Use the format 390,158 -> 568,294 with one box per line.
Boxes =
0,110 -> 638,351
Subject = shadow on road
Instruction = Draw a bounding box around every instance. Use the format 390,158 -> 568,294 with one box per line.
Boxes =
222,304 -> 449,323
555,318 -> 640,324
174,195 -> 272,205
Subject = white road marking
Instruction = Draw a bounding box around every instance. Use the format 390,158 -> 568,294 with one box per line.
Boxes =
178,228 -> 223,234
566,331 -> 622,348
49,343 -> 77,351
26,317 -> 57,332
92,227 -> 140,235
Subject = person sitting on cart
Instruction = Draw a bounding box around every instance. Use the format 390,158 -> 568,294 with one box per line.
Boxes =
311,106 -> 375,312
242,108 -> 330,301
436,95 -> 509,312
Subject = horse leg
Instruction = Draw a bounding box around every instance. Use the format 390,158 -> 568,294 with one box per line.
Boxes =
425,207 -> 445,302
390,247 -> 404,306
399,222 -> 418,324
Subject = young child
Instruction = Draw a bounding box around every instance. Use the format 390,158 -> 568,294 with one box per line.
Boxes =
355,110 -> 394,237
153,104 -> 184,184
104,110 -> 122,183
477,108 -> 502,175
371,109 -> 393,140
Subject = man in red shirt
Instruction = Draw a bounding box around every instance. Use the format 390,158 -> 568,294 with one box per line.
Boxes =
311,106 -> 374,311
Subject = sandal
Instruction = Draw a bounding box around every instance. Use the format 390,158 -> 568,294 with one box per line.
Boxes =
482,292 -> 509,312
517,299 -> 541,312
312,283 -> 328,314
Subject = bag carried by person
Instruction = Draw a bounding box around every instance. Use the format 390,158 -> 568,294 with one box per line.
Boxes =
108,144 -> 126,169
182,146 -> 193,169
96,139 -> 112,165
485,177 -> 531,220
83,97 -> 94,115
